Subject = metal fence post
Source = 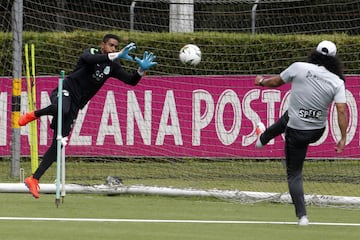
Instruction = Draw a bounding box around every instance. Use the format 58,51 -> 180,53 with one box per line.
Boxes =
11,0 -> 23,177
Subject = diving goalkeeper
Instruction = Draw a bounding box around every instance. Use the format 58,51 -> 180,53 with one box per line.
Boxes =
19,33 -> 157,198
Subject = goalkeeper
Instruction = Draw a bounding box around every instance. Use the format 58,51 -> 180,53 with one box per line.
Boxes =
19,33 -> 157,198
254,40 -> 348,226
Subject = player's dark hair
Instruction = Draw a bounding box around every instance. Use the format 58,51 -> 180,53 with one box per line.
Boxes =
307,50 -> 345,82
103,34 -> 120,43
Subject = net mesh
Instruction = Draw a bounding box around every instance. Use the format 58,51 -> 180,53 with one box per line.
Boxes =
0,0 -> 359,206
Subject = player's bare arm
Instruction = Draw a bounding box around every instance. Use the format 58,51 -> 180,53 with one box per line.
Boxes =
255,75 -> 285,87
335,102 -> 348,153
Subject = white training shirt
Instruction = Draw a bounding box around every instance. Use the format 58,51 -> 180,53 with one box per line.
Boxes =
280,62 -> 346,130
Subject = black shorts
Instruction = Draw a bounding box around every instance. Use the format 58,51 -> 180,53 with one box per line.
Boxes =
49,88 -> 79,137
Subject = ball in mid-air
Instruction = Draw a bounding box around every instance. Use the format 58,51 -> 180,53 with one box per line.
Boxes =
179,44 -> 201,66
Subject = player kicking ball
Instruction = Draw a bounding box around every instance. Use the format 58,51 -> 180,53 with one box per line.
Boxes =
254,40 -> 348,226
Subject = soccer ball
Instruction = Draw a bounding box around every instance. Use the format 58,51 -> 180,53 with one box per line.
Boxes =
179,44 -> 201,66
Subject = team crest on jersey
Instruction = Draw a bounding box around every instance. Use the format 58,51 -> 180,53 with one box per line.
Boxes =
103,66 -> 110,75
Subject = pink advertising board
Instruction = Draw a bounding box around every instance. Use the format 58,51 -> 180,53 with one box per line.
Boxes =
0,75 -> 359,158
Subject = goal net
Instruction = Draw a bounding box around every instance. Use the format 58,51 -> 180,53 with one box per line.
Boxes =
0,0 -> 359,206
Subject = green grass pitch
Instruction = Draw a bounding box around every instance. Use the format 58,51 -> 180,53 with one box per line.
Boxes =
0,193 -> 359,240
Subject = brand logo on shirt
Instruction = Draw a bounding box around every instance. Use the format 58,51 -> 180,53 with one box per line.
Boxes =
94,70 -> 103,81
93,66 -> 110,81
299,108 -> 322,119
306,71 -> 319,81
90,48 -> 99,55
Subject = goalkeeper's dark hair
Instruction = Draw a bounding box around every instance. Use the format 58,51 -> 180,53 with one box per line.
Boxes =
103,34 -> 120,43
307,50 -> 345,82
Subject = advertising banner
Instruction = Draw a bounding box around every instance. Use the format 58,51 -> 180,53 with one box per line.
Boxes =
0,75 -> 358,158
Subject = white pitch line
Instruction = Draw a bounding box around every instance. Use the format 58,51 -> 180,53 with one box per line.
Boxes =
0,217 -> 359,226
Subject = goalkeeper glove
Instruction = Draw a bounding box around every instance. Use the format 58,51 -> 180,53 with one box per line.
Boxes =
135,51 -> 157,73
108,42 -> 136,61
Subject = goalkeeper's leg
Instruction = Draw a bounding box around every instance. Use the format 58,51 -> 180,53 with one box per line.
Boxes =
18,89 -> 59,126
24,96 -> 76,198
18,111 -> 38,126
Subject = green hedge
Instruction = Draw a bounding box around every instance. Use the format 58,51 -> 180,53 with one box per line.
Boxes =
1,31 -> 359,77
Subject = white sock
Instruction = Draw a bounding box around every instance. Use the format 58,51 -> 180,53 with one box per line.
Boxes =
255,136 -> 264,148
